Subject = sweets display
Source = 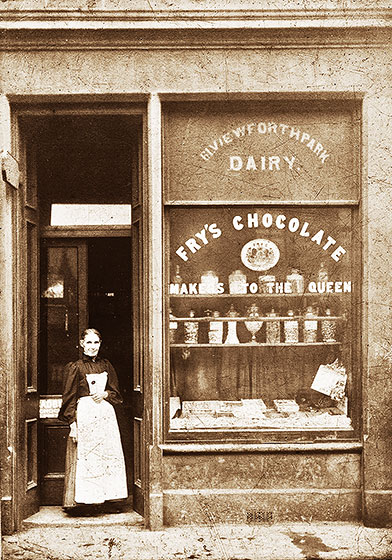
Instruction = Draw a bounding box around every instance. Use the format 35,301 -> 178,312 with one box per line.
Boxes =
170,305 -> 340,345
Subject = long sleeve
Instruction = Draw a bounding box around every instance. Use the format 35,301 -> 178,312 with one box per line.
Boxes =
58,362 -> 79,424
103,359 -> 123,406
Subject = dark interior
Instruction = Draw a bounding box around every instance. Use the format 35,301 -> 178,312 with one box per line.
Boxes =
32,114 -> 139,505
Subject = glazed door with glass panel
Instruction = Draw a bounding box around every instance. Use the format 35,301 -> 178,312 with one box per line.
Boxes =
39,239 -> 87,505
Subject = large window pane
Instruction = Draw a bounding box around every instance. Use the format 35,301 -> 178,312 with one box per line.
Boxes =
168,205 -> 356,432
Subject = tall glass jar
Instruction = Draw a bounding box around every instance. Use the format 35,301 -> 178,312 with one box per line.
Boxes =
303,306 -> 318,343
209,311 -> 223,344
284,310 -> 299,343
169,308 -> 178,344
184,309 -> 198,344
266,308 -> 281,344
321,308 -> 337,342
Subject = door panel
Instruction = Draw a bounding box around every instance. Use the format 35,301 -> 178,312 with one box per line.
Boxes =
39,240 -> 87,504
40,242 -> 87,395
20,125 -> 40,522
132,207 -> 144,515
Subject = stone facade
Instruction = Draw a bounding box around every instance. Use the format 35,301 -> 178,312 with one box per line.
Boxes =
0,2 -> 391,533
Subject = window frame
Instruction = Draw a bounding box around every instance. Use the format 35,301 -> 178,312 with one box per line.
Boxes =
162,97 -> 362,444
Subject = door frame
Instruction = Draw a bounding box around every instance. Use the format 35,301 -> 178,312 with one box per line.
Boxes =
3,100 -> 150,532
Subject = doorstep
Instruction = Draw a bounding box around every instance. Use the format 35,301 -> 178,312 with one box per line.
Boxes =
23,506 -> 144,529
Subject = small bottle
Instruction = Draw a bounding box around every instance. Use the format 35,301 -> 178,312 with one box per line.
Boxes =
284,310 -> 299,343
303,306 -> 318,343
172,264 -> 182,285
321,308 -> 337,342
208,311 -> 223,344
169,308 -> 178,344
224,304 -> 240,345
286,269 -> 304,294
266,308 -> 281,344
184,309 -> 198,344
318,262 -> 328,283
169,265 -> 183,295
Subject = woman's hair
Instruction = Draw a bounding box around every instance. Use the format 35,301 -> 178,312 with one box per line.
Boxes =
80,328 -> 102,342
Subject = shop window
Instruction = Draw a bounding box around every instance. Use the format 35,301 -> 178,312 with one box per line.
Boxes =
164,100 -> 360,436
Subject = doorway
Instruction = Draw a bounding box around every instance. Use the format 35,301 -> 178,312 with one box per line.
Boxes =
17,110 -> 146,518
39,237 -> 133,507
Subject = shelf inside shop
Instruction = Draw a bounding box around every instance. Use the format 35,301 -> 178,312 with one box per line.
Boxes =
170,342 -> 341,348
169,292 -> 348,298
171,315 -> 344,322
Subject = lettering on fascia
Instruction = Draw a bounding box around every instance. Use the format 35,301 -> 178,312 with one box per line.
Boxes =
199,121 -> 330,168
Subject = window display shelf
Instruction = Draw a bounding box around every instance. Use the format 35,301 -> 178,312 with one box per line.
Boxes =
171,315 -> 343,322
170,293 -> 348,298
170,342 -> 341,348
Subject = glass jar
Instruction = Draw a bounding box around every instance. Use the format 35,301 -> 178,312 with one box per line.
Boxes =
284,310 -> 299,343
169,308 -> 178,344
199,270 -> 219,295
224,304 -> 240,345
321,308 -> 337,342
184,309 -> 198,344
266,308 -> 281,344
229,269 -> 247,294
209,311 -> 223,344
245,304 -> 263,343
258,275 -> 275,294
286,268 -> 304,294
303,306 -> 318,343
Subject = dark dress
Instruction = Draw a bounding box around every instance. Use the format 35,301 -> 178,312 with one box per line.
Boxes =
58,355 -> 128,507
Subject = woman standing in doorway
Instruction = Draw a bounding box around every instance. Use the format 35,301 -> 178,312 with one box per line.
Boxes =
58,328 -> 128,514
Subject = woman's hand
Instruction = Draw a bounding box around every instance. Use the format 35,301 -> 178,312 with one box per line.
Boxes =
91,391 -> 108,404
69,421 -> 77,442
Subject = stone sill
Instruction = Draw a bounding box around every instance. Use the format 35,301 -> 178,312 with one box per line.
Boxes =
161,441 -> 363,454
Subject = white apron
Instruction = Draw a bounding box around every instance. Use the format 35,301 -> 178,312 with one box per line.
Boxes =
74,372 -> 128,504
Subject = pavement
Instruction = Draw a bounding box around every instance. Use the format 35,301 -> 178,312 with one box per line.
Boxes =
2,507 -> 392,560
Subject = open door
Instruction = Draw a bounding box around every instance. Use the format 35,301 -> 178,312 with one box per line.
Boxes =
131,138 -> 145,516
39,239 -> 88,504
0,96 -> 40,530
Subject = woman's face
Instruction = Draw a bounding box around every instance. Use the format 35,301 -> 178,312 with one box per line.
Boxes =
80,332 -> 101,357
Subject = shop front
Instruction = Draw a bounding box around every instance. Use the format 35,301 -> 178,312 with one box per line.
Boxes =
0,5 -> 391,533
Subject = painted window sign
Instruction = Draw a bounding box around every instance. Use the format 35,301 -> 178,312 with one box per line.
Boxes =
168,206 -> 354,432
164,100 -> 358,435
170,209 -> 352,297
174,210 -> 347,265
164,100 -> 358,202
200,120 -> 330,166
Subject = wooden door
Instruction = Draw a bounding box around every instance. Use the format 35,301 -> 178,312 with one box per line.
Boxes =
0,96 -> 36,531
39,239 -> 87,504
131,133 -> 145,515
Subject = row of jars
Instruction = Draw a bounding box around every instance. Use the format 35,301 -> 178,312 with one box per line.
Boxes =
169,305 -> 338,345
172,264 -> 329,295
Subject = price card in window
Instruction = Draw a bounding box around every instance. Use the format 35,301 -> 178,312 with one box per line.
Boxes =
311,364 -> 347,398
